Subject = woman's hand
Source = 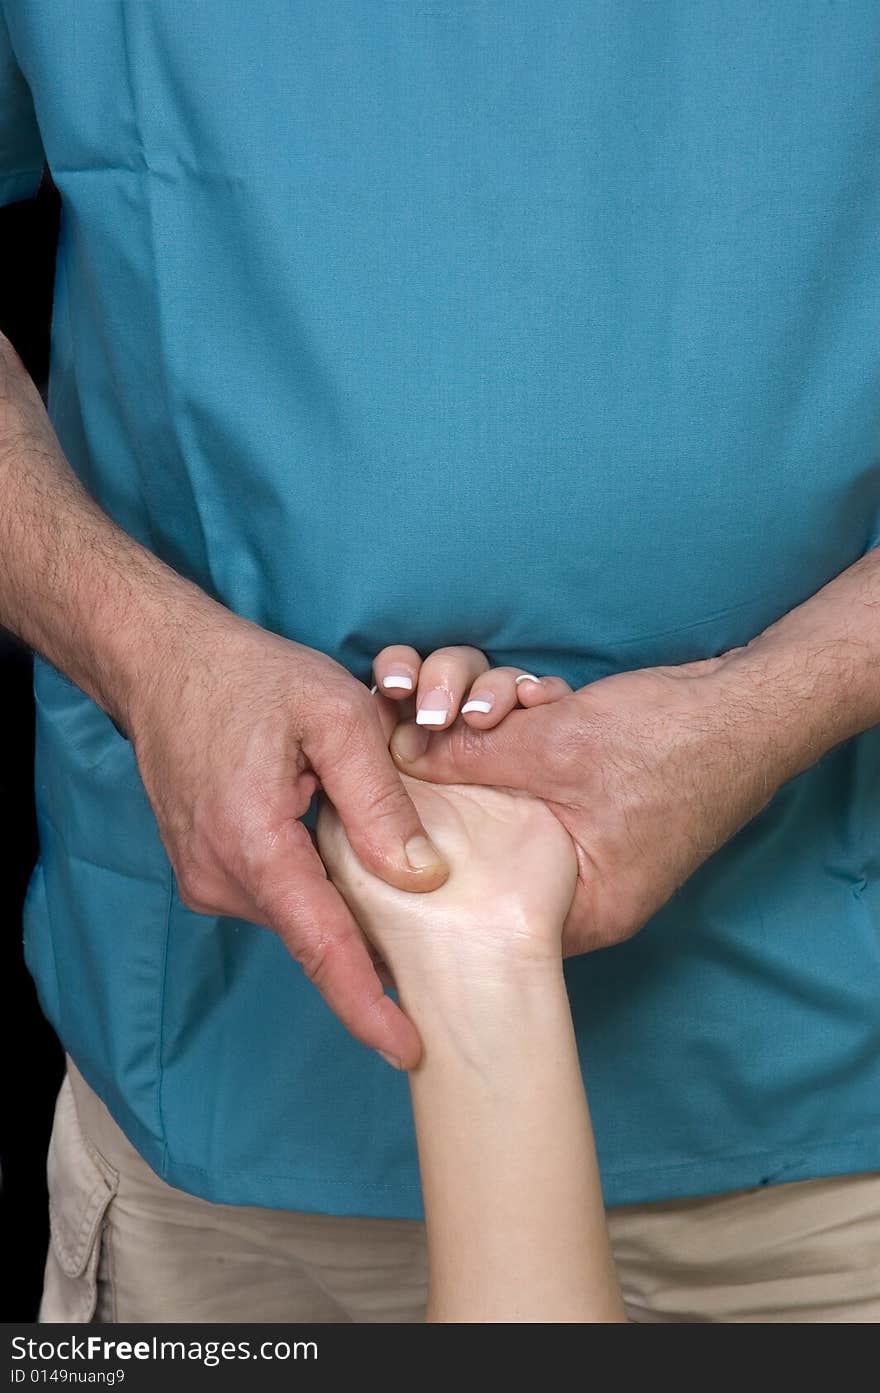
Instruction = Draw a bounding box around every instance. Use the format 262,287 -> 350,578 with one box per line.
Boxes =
317,769 -> 578,984
316,643 -> 578,1050
371,643 -> 572,731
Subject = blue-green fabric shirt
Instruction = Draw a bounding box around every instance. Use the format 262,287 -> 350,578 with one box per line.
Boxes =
4,1 -> 880,1215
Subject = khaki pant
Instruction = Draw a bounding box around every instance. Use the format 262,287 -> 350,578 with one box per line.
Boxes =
40,1058 -> 880,1323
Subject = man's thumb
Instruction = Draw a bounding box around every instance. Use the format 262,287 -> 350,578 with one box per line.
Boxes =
390,709 -> 536,792
313,716 -> 449,892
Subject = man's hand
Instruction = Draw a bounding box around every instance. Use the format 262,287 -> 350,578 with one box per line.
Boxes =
0,334 -> 447,1065
318,770 -> 578,980
128,611 -> 448,1067
387,632 -> 869,954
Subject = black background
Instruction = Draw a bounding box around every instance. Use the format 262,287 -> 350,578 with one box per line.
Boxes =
0,170 -> 64,1321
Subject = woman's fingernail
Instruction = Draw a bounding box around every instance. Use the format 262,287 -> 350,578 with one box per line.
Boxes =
515,673 -> 541,686
391,722 -> 429,762
382,672 -> 414,692
416,688 -> 450,725
462,696 -> 494,714
378,1050 -> 402,1070
370,684 -> 378,695
405,833 -> 444,871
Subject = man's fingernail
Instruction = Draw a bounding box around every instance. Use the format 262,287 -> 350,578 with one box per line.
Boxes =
416,688 -> 449,726
462,696 -> 494,714
405,833 -> 443,871
382,672 -> 414,691
378,1050 -> 402,1070
391,722 -> 429,762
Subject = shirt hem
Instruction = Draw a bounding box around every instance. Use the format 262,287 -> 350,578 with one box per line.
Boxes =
69,1055 -> 880,1220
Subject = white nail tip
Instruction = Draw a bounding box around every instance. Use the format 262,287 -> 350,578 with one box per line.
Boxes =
382,675 -> 414,690
515,673 -> 540,685
462,699 -> 493,714
370,684 -> 378,695
416,708 -> 448,725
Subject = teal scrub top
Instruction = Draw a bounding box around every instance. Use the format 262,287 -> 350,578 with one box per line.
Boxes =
4,1 -> 880,1216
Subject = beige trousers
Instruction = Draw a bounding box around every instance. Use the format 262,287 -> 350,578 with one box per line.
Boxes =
40,1058 -> 880,1323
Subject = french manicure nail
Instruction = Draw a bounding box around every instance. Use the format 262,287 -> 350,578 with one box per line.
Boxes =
462,697 -> 494,714
378,1050 -> 402,1070
515,673 -> 541,686
382,673 -> 414,691
405,833 -> 443,871
416,688 -> 450,725
369,684 -> 378,695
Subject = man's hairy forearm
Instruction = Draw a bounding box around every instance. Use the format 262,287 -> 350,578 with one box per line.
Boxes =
718,546 -> 880,784
0,332 -> 223,733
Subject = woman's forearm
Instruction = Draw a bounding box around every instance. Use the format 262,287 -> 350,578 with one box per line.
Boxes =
396,949 -> 626,1323
315,774 -> 623,1320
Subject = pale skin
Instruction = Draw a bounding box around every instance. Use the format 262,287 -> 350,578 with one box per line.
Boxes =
2,327 -> 880,1057
317,687 -> 626,1322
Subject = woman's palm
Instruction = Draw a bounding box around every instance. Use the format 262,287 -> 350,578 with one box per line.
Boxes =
317,774 -> 577,971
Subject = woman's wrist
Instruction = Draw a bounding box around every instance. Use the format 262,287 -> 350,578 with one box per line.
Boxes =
390,929 -> 566,1063
401,922 -> 625,1323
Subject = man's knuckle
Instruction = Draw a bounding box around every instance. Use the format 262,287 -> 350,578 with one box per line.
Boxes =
451,719 -> 489,764
364,778 -> 409,825
298,931 -> 340,988
554,710 -> 594,770
310,689 -> 373,761
176,864 -> 216,913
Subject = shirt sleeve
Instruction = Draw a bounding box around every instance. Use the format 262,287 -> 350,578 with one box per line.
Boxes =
0,9 -> 45,208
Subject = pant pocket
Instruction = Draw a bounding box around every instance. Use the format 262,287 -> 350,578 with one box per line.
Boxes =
39,1072 -> 119,1323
